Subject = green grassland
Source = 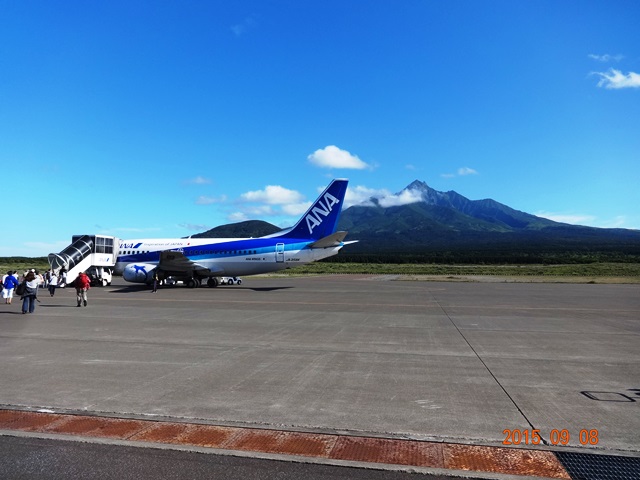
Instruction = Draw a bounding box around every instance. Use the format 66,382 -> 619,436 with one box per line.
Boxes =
276,261 -> 640,282
1,257 -> 638,283
0,257 -> 49,275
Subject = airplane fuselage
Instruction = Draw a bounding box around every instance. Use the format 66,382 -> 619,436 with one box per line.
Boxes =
114,236 -> 342,279
48,180 -> 352,288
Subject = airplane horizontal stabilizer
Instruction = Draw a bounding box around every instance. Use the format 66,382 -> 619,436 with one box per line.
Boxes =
308,231 -> 349,248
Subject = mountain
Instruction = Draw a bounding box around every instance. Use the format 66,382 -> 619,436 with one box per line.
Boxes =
337,180 -> 640,255
192,220 -> 281,239
193,181 -> 640,260
338,180 -> 557,239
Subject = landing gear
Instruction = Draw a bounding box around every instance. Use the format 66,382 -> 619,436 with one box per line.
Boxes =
184,277 -> 219,288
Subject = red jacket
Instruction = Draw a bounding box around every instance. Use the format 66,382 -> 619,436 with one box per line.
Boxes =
75,273 -> 91,290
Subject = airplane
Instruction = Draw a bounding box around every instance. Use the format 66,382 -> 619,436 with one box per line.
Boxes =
115,178 -> 355,287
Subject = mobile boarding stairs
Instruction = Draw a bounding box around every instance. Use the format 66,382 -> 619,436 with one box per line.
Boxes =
48,235 -> 120,286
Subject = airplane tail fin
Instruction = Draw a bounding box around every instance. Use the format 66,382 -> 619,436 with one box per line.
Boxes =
277,179 -> 348,241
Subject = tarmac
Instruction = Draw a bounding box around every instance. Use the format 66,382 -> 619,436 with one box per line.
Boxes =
1,275 -> 639,479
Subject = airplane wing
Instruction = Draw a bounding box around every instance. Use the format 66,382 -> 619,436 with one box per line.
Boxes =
158,250 -> 223,276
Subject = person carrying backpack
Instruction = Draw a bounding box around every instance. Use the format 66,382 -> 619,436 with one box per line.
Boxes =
20,270 -> 41,314
74,272 -> 91,307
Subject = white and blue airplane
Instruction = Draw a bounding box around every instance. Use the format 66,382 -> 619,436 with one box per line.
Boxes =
115,178 -> 355,287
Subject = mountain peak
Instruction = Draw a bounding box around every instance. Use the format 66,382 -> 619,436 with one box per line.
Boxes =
402,179 -> 442,204
405,179 -> 430,191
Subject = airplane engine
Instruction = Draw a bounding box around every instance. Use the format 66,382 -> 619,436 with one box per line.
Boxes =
123,263 -> 156,284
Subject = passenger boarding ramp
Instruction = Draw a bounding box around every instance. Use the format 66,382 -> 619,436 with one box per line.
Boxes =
48,235 -> 119,285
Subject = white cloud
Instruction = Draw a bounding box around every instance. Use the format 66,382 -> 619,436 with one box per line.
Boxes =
441,166 -> 479,178
184,176 -> 212,185
108,227 -> 163,233
345,186 -> 391,207
345,185 -> 423,208
588,53 -> 624,62
458,167 -> 478,176
535,211 -> 596,225
282,202 -> 312,216
179,223 -> 210,231
592,69 -> 640,89
228,212 -> 249,222
378,189 -> 424,208
240,185 -> 305,205
195,195 -> 226,205
308,145 -> 370,170
231,16 -> 257,37
23,240 -> 70,253
231,184 -> 310,222
535,212 -> 638,229
599,216 -> 627,228
244,205 -> 276,216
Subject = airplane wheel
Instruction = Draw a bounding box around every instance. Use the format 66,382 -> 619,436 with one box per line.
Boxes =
186,279 -> 197,288
207,278 -> 218,288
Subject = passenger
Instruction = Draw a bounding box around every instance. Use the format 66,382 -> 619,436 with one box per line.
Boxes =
74,271 -> 91,307
20,271 -> 41,314
152,271 -> 159,293
48,272 -> 59,297
3,271 -> 19,305
59,268 -> 67,288
34,270 -> 44,288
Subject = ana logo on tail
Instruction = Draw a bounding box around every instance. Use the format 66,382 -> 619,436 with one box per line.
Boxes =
305,192 -> 340,234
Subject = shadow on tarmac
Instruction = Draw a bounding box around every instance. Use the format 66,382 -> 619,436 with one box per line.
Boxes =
109,286 -> 294,293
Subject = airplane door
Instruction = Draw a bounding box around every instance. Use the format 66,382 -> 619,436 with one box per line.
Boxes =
275,243 -> 285,263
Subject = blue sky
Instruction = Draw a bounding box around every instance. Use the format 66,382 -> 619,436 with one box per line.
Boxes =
1,1 -> 639,257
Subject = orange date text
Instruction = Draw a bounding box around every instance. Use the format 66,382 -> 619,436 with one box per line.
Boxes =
502,429 -> 599,446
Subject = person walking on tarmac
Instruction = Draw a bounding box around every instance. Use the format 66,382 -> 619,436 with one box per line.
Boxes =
3,271 -> 19,304
48,272 -> 59,297
20,270 -> 41,314
74,271 -> 91,307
